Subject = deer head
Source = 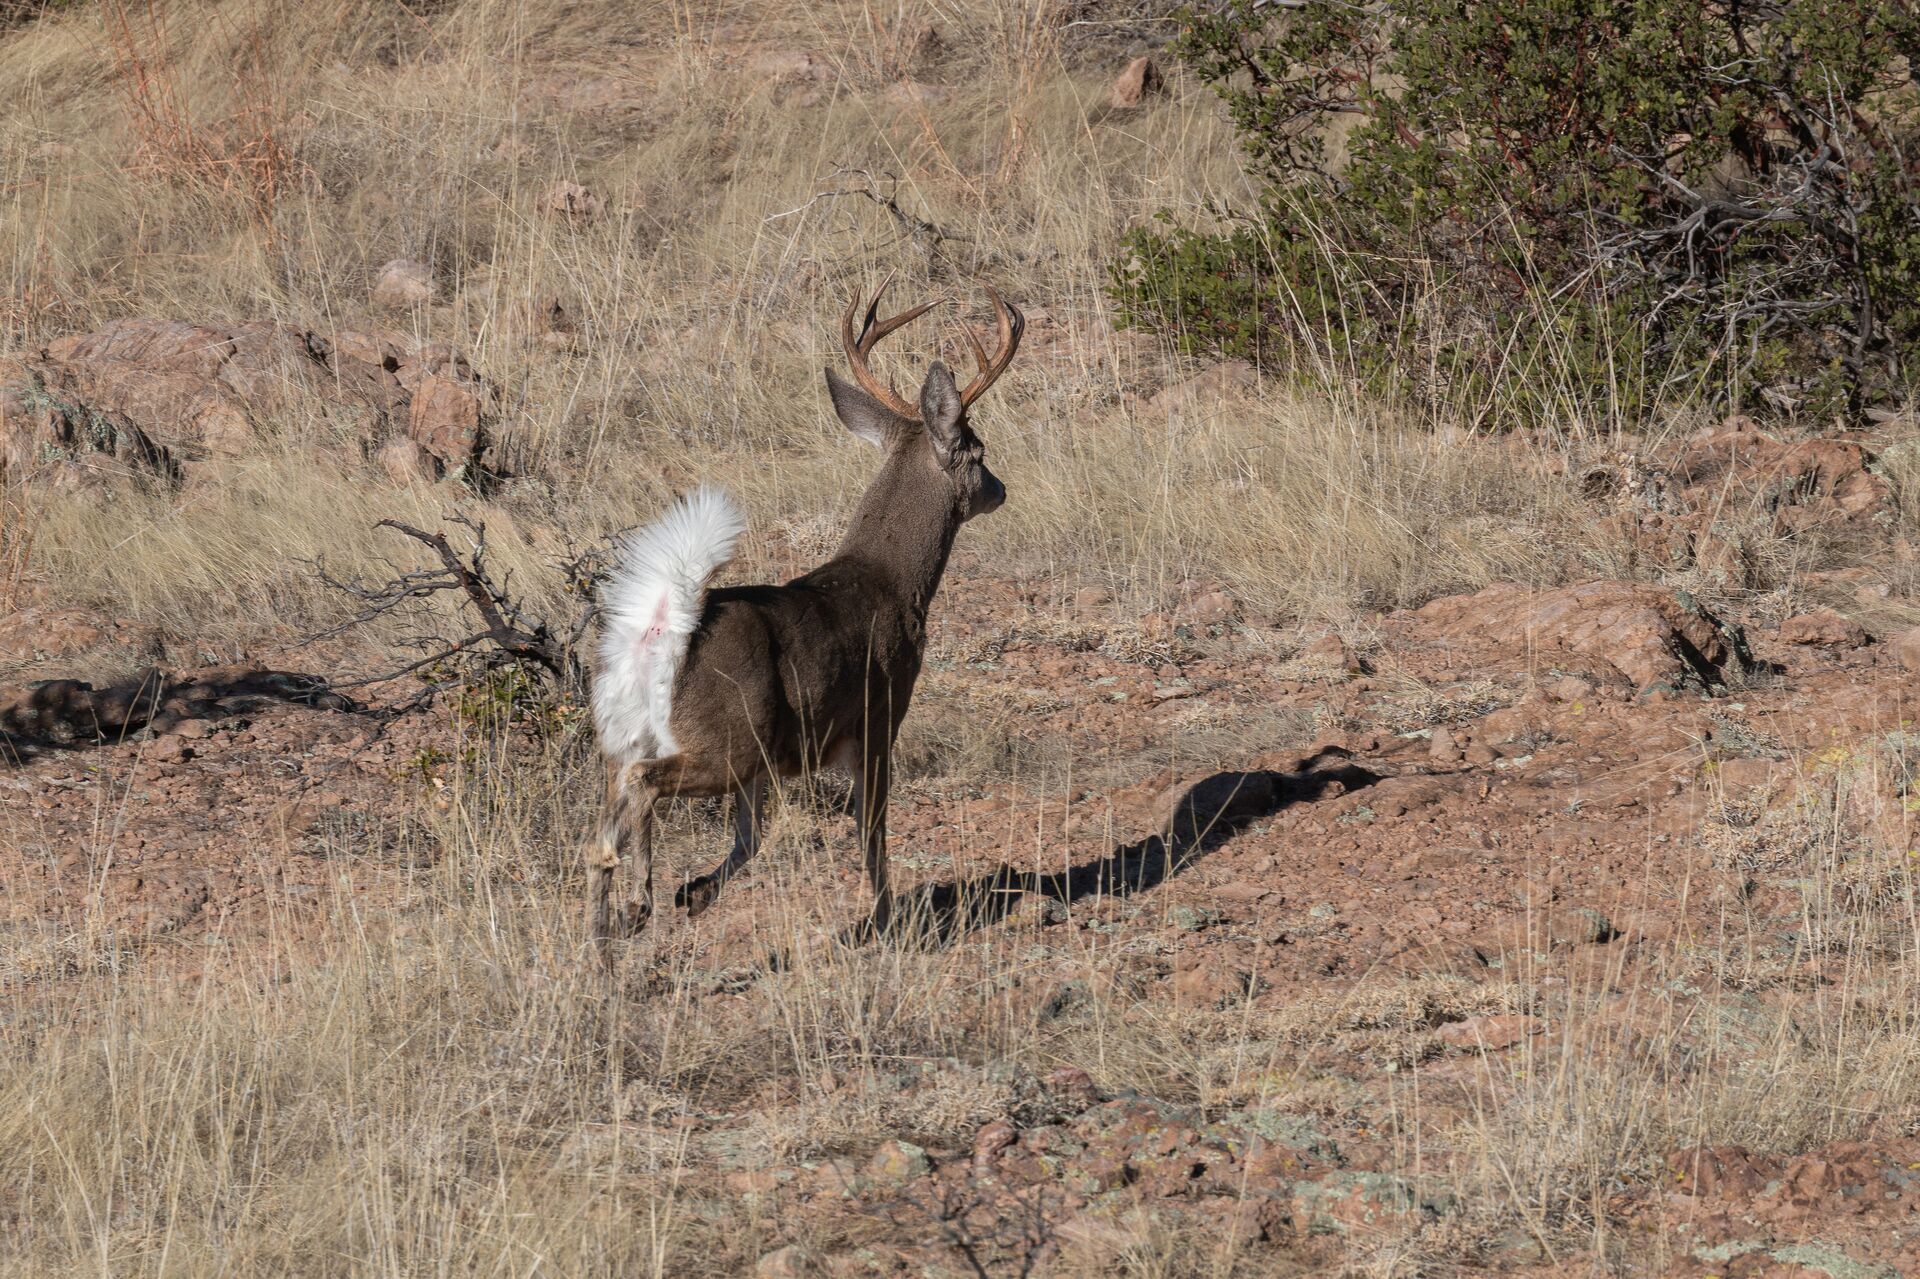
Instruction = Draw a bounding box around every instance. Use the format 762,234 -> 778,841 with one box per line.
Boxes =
823,275 -> 1023,524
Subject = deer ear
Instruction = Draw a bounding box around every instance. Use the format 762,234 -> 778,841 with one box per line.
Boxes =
919,362 -> 964,461
825,368 -> 901,449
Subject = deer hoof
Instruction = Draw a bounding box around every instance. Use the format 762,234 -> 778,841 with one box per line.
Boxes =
677,876 -> 718,918
616,899 -> 653,937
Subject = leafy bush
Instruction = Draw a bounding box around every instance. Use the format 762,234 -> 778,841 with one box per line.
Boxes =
1113,1 -> 1920,424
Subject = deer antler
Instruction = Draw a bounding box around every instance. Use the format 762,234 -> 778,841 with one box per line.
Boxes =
841,272 -> 944,421
957,282 -> 1024,408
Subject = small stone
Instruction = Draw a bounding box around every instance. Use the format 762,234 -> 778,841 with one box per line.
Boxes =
1463,739 -> 1498,765
1074,584 -> 1111,612
754,1245 -> 824,1279
167,717 -> 212,740
865,1139 -> 930,1184
372,258 -> 432,309
1434,1013 -> 1542,1052
1544,675 -> 1594,703
973,1119 -> 1017,1172
541,180 -> 603,223
1171,904 -> 1221,932
1778,608 -> 1869,648
1109,55 -> 1165,109
1428,726 -> 1462,762
1894,625 -> 1920,674
1548,907 -> 1613,946
1045,1065 -> 1099,1111
1304,632 -> 1370,675
376,435 -> 437,486
148,735 -> 193,763
725,1167 -> 786,1196
1180,590 -> 1238,624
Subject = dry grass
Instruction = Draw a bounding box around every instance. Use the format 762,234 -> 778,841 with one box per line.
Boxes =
5,2 -> 1920,1276
9,716 -> 1911,1274
2,0 -> 1598,664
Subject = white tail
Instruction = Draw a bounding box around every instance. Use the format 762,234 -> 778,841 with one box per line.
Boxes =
592,485 -> 745,762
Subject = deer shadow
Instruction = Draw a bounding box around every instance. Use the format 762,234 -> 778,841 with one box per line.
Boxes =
1,665 -> 354,766
825,747 -> 1380,954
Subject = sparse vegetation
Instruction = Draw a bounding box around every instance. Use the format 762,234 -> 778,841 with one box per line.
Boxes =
3,2 -> 1919,1276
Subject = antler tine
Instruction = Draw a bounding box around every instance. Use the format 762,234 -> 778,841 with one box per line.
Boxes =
841,272 -> 944,421
957,282 -> 1025,407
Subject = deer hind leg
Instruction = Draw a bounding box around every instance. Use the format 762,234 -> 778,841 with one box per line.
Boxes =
677,774 -> 768,918
587,759 -> 656,967
853,740 -> 893,934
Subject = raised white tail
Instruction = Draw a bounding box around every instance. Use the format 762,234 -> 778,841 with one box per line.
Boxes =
592,485 -> 745,762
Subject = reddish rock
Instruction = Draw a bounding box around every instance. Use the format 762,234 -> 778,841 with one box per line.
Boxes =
1434,1013 -> 1542,1052
1779,608 -> 1869,647
972,1119 -> 1017,1172
0,318 -> 497,486
376,435 -> 436,486
372,259 -> 432,309
1895,626 -> 1920,674
1415,580 -> 1735,690
0,607 -> 107,662
1109,55 -> 1165,108
1548,907 -> 1613,946
541,180 -> 603,222
1668,1145 -> 1781,1198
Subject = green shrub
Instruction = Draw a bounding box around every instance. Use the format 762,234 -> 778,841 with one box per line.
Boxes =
1113,1 -> 1920,424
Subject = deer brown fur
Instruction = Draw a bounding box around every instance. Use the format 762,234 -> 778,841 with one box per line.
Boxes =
585,281 -> 1023,962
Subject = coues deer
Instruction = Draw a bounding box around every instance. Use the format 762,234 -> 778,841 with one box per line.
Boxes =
586,278 -> 1023,962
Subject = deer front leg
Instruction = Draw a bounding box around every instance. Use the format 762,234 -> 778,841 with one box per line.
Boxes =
854,740 -> 893,934
677,775 -> 768,918
587,760 -> 655,968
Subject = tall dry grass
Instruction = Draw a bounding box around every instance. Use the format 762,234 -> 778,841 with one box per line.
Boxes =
2,0 -> 1606,666
5,711 -> 1913,1274
4,3 -> 1918,1277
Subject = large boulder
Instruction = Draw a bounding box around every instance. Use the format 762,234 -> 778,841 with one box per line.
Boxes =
0,318 -> 498,487
1414,580 -> 1745,691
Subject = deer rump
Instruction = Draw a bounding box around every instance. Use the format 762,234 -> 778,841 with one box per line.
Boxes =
591,486 -> 746,762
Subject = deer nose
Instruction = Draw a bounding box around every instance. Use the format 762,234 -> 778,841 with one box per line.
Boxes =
978,471 -> 1006,515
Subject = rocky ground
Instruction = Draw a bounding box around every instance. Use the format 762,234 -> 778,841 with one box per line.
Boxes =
3,7 -> 1919,1274
7,393 -> 1920,1275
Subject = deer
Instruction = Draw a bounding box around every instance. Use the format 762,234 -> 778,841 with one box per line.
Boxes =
584,277 -> 1023,964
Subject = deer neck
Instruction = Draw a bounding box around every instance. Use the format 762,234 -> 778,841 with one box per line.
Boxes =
832,449 -> 959,625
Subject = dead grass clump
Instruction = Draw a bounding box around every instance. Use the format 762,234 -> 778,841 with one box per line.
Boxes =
105,0 -> 303,235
